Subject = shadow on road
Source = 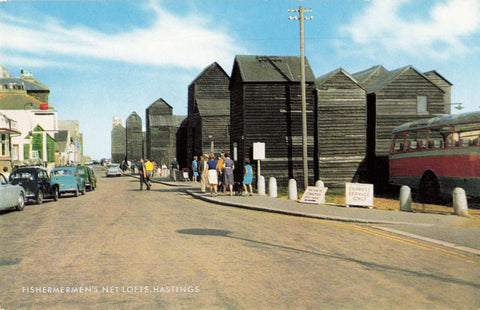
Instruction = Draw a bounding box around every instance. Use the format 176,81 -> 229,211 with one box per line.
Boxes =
177,228 -> 480,290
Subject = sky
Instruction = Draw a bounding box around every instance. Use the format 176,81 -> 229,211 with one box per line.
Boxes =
1,0 -> 479,159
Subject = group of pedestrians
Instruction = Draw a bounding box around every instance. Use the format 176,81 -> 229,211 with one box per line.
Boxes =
195,153 -> 253,197
135,154 -> 253,196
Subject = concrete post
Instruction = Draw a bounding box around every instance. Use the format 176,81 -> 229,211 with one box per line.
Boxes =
288,179 -> 297,200
315,180 -> 324,188
399,186 -> 412,212
269,177 -> 277,198
257,175 -> 265,195
453,187 -> 468,216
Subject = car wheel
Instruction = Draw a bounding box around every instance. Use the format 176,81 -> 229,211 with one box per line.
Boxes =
35,189 -> 44,205
74,186 -> 79,197
52,188 -> 59,201
17,192 -> 25,211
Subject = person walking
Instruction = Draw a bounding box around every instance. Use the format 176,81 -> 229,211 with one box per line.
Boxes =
139,158 -> 151,191
243,159 -> 253,196
171,158 -> 179,181
145,159 -> 153,184
192,156 -> 199,183
207,154 -> 218,196
216,153 -> 225,190
222,153 -> 235,196
200,154 -> 209,193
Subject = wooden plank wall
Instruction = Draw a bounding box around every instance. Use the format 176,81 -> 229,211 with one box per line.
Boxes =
317,71 -> 368,189
235,82 -> 317,186
186,63 -> 230,167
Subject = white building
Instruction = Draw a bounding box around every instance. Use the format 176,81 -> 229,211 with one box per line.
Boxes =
0,83 -> 57,166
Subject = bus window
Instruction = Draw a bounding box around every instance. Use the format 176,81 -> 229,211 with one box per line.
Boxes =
390,133 -> 405,153
456,124 -> 480,148
406,129 -> 428,151
472,137 -> 479,146
427,127 -> 444,149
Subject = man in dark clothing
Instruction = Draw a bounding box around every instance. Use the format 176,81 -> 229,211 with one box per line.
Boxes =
171,158 -> 179,181
139,158 -> 151,190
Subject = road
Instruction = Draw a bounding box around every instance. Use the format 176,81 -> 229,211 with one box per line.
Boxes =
1,168 -> 479,309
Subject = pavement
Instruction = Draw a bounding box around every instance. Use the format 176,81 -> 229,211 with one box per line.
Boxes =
135,174 -> 480,256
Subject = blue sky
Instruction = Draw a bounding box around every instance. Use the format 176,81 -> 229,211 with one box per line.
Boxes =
1,0 -> 479,159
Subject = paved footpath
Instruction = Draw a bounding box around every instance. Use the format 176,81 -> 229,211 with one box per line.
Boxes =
144,175 -> 480,256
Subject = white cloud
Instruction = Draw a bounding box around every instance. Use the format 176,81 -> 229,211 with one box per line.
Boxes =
340,0 -> 480,59
0,1 -> 245,69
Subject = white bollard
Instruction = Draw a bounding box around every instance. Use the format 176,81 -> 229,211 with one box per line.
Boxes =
257,175 -> 265,195
399,186 -> 412,212
269,177 -> 277,198
288,179 -> 297,200
315,180 -> 324,188
453,187 -> 468,216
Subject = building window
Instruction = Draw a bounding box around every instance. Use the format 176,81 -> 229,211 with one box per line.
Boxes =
417,95 -> 427,113
0,134 -> 9,156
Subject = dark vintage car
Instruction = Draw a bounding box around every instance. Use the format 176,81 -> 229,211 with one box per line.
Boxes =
9,167 -> 59,204
77,165 -> 96,191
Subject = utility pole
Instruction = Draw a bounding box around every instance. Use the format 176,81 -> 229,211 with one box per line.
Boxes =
289,6 -> 312,190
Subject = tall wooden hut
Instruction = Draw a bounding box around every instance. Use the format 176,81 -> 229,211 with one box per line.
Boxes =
423,70 -> 453,114
111,123 -> 126,163
186,62 -> 230,165
352,65 -> 450,190
146,98 -> 178,164
125,111 -> 143,161
315,68 -> 368,189
230,55 -> 317,187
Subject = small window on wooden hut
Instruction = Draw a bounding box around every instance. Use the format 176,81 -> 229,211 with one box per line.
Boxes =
417,95 -> 427,113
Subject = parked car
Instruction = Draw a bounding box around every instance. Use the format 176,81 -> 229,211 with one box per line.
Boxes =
50,167 -> 86,197
9,168 -> 59,204
0,173 -> 26,212
77,165 -> 96,191
106,163 -> 122,177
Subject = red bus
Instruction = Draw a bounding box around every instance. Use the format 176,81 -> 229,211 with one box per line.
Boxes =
389,111 -> 480,202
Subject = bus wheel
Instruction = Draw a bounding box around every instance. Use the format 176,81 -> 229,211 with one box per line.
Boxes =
418,172 -> 440,203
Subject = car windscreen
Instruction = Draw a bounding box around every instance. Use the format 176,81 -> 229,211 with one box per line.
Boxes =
10,172 -> 33,180
51,169 -> 73,176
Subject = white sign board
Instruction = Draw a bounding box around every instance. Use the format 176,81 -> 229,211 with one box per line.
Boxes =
346,183 -> 374,207
253,142 -> 265,160
300,186 -> 328,204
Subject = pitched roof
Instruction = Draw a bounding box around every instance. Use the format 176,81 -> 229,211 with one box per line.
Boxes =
147,98 -> 173,112
351,65 -> 388,85
316,68 -> 365,90
423,70 -> 453,86
353,65 -> 444,94
0,66 -> 12,78
0,77 -> 49,92
0,92 -> 53,110
190,62 -> 229,85
233,55 -> 316,83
